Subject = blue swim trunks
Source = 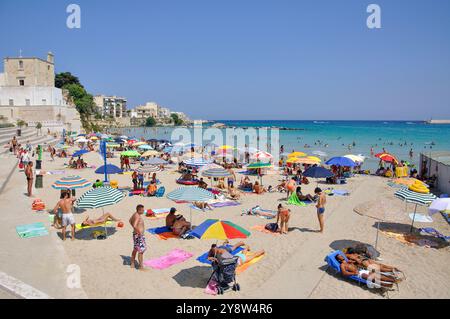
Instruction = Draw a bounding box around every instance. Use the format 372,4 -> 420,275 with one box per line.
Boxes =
317,207 -> 325,214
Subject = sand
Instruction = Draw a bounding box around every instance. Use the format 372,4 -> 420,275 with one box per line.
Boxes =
1,146 -> 449,299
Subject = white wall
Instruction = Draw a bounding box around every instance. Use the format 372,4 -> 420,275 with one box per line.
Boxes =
0,86 -> 66,106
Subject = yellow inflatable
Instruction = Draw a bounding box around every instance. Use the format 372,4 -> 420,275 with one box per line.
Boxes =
408,181 -> 429,194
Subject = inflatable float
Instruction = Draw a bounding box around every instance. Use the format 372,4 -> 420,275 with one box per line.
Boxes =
408,181 -> 429,194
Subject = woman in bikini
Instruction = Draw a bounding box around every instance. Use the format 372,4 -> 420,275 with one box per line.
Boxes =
208,241 -> 265,266
276,204 -> 291,234
80,213 -> 122,227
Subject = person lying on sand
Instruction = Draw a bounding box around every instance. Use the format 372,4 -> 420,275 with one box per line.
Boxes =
80,213 -> 122,227
208,241 -> 265,266
335,255 -> 397,287
198,178 -> 208,189
193,201 -> 213,211
345,253 -> 403,277
295,186 -> 316,202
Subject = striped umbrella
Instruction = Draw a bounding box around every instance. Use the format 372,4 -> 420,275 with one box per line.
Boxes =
251,151 -> 273,161
246,162 -> 272,169
202,168 -> 232,178
52,176 -> 90,190
190,219 -> 251,240
76,187 -> 125,209
184,158 -> 211,167
394,188 -> 437,232
136,165 -> 161,173
167,187 -> 215,228
142,157 -> 168,165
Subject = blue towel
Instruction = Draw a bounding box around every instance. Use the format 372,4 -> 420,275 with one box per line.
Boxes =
147,226 -> 172,234
419,227 -> 450,242
197,245 -> 244,264
332,189 -> 349,196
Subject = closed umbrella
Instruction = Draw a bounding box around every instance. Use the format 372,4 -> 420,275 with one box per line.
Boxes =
394,188 -> 437,232
190,219 -> 251,240
166,187 -> 215,228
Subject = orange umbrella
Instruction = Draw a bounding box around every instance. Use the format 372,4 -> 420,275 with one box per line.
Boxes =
375,153 -> 399,165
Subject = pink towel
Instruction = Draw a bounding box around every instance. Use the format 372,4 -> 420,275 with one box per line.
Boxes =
144,249 -> 193,269
204,279 -> 218,295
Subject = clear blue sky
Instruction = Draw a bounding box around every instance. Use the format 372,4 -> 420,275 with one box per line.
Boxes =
1,0 -> 449,120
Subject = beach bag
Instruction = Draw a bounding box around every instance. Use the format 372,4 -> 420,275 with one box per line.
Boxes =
9,146 -> 13,152
265,223 -> 279,232
18,162 -> 24,169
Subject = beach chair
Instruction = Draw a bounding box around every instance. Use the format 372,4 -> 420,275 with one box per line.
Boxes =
155,186 -> 165,198
325,250 -> 396,294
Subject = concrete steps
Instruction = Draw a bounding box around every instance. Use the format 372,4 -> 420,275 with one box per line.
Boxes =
0,128 -> 37,146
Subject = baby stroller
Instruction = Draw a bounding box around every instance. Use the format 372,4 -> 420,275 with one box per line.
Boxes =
207,256 -> 241,295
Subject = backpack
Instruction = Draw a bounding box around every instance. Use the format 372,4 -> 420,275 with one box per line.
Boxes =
265,223 -> 279,232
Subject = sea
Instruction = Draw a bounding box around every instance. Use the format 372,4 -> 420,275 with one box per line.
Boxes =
112,120 -> 450,170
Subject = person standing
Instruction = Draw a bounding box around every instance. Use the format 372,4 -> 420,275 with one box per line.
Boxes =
11,136 -> 18,155
137,170 -> 144,189
25,161 -> 34,197
131,170 -> 138,190
129,204 -> 147,270
276,204 -> 291,235
227,166 -> 236,188
52,191 -> 76,241
315,187 -> 327,233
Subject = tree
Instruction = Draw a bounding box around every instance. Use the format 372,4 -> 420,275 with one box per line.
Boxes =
55,72 -> 82,89
36,122 -> 42,136
16,119 -> 27,128
145,116 -> 157,127
171,113 -> 183,126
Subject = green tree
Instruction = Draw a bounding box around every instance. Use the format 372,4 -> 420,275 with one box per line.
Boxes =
16,119 -> 27,128
36,122 -> 42,136
145,116 -> 157,127
171,113 -> 183,126
55,72 -> 82,89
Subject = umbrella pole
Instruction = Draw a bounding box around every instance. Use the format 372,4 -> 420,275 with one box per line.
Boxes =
375,221 -> 380,251
410,204 -> 418,233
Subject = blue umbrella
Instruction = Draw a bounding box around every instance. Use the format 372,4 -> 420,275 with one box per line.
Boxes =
303,166 -> 334,178
72,149 -> 89,157
95,164 -> 123,175
325,156 -> 356,167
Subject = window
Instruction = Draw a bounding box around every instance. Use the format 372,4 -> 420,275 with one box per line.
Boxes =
19,79 -> 24,86
9,99 -> 14,106
42,99 -> 47,105
25,99 -> 30,106
19,60 -> 23,69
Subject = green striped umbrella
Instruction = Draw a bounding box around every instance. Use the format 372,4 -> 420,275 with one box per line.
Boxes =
76,187 -> 125,209
246,162 -> 272,185
394,188 -> 437,232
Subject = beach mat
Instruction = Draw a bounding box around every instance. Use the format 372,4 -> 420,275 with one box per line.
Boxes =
242,207 -> 277,219
147,226 -> 179,240
236,254 -> 264,275
144,249 -> 193,269
287,193 -> 307,207
251,225 -> 280,236
332,189 -> 350,196
197,245 -> 244,264
16,222 -> 49,238
75,221 -> 114,230
409,213 -> 433,223
210,201 -> 241,208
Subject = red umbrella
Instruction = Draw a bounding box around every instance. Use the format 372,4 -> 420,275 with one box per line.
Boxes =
375,153 -> 399,164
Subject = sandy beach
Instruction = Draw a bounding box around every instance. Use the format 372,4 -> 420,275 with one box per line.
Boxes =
1,141 -> 449,299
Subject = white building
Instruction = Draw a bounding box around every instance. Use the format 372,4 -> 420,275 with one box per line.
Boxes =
0,52 -> 81,132
94,95 -> 127,118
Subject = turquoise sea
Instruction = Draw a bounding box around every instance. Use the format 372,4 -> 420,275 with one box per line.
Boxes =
114,121 -> 450,170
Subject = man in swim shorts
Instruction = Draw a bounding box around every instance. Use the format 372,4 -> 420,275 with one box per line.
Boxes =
52,191 -> 76,241
129,204 -> 146,270
315,187 -> 326,233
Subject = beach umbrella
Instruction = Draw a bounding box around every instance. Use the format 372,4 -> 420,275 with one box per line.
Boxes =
76,187 -> 125,209
141,150 -> 160,157
75,137 -> 88,143
307,156 -> 322,163
166,187 -> 215,228
52,175 -> 90,190
394,188 -> 437,232
218,145 -> 234,151
72,149 -> 89,157
119,135 -> 128,140
344,154 -> 365,163
375,153 -> 399,165
190,219 -> 251,240
288,151 -> 307,158
90,136 -> 98,141
95,164 -> 123,175
184,158 -> 211,167
142,157 -> 168,165
121,150 -> 140,157
202,168 -> 232,178
132,141 -> 146,147
251,151 -> 273,161
303,166 -> 333,178
138,144 -> 153,150
291,157 -> 321,165
246,162 -> 272,185
312,150 -> 328,157
106,143 -> 120,148
136,165 -> 161,173
199,163 -> 223,171
428,198 -> 450,215
325,156 -> 356,167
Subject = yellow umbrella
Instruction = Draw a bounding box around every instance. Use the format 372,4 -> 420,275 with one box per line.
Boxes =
142,150 -> 160,157
218,145 -> 234,150
307,156 -> 321,163
286,157 -> 301,164
294,157 -> 320,165
288,151 -> 307,158
90,136 -> 98,140
132,141 -> 147,147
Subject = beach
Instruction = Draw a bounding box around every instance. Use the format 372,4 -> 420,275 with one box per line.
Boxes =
1,138 -> 449,299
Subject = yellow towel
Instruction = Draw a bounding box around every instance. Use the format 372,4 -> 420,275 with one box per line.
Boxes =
236,254 -> 265,274
75,221 -> 114,230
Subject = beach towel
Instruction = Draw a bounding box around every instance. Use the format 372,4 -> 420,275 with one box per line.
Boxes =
250,225 -> 280,235
419,228 -> 450,242
287,192 -> 307,207
210,201 -> 241,208
147,226 -> 179,240
16,222 -> 49,238
380,230 -> 443,248
188,204 -> 212,211
75,221 -> 114,230
332,189 -> 350,196
129,189 -> 146,196
204,279 -> 219,295
143,249 -> 193,269
409,213 -> 433,223
46,170 -> 66,175
242,207 -> 276,219
197,245 -> 244,264
236,253 -> 264,275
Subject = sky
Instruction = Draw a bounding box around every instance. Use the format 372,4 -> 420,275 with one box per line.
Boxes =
1,0 -> 449,120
